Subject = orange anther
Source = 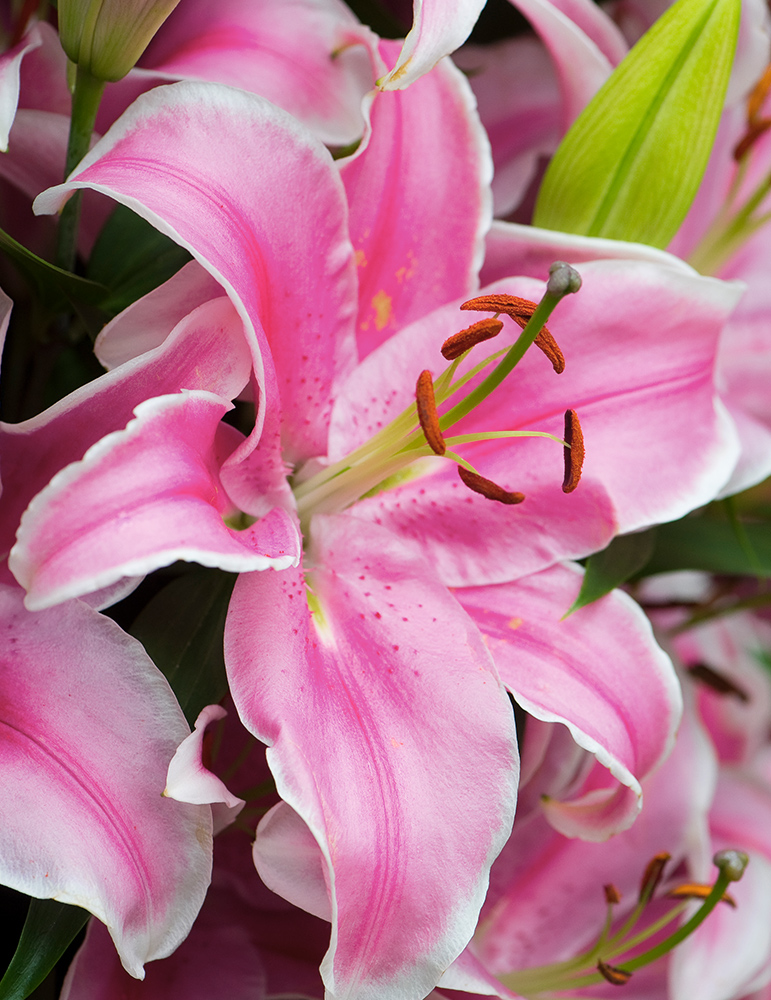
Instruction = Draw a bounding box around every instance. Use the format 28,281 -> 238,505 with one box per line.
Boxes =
458,466 -> 525,505
441,318 -> 503,360
598,960 -> 632,986
415,370 -> 446,456
562,409 -> 584,493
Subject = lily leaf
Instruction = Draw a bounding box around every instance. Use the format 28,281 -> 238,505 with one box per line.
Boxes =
533,0 -> 740,247
87,205 -> 192,316
129,568 -> 235,725
568,530 -> 656,613
0,898 -> 88,1000
0,226 -> 106,311
641,519 -> 771,577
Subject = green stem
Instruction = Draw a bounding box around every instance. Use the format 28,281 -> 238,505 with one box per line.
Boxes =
55,65 -> 105,272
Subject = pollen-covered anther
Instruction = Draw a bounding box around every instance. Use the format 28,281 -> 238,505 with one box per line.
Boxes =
604,883 -> 622,905
415,370 -> 446,456
460,293 -> 538,318
639,852 -> 671,903
441,318 -> 504,360
687,662 -> 750,702
459,294 -> 566,373
668,883 -> 736,908
458,466 -> 525,505
562,409 -> 584,493
598,961 -> 632,986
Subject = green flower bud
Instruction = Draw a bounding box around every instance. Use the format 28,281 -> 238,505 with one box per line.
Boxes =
58,0 -> 182,82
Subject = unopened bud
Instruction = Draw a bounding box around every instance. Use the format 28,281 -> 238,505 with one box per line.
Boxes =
58,0 -> 182,81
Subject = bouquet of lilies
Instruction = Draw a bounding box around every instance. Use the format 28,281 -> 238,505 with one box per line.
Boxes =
2,0 -> 771,997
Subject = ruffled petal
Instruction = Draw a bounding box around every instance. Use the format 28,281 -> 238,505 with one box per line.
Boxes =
0,292 -> 252,559
0,585 -> 211,977
11,389 -> 300,610
225,514 -> 518,1000
456,561 -> 681,838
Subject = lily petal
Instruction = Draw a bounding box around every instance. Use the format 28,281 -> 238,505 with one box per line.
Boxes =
340,39 -> 492,358
378,0 -> 486,90
33,80 -> 358,464
456,561 -> 682,838
0,584 -> 211,977
226,515 -> 518,1000
0,291 -> 252,560
11,389 -> 300,610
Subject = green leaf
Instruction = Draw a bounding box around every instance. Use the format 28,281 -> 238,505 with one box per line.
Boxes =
641,518 -> 771,577
568,530 -> 656,613
533,0 -> 741,248
87,205 -> 192,315
129,568 -> 235,725
0,899 -> 88,1000
0,226 -> 107,311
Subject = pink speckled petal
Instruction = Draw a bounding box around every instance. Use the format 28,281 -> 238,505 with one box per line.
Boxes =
332,259 -> 740,586
225,515 -> 518,1000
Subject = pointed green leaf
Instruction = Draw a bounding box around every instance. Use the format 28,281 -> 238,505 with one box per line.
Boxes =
128,568 -> 235,725
567,530 -> 656,613
0,899 -> 88,1000
0,226 -> 107,311
642,519 -> 771,577
87,205 -> 191,316
533,0 -> 741,247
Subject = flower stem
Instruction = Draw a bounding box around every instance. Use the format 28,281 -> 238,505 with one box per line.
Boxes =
55,64 -> 105,272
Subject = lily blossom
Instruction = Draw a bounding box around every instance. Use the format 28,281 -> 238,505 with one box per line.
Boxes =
18,51 -> 742,995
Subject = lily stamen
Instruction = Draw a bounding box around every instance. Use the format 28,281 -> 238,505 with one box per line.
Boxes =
457,466 -> 525,505
415,370 -> 446,455
460,293 -> 566,373
497,850 -> 749,997
562,409 -> 584,493
598,960 -> 632,986
668,883 -> 736,907
639,851 -> 671,903
441,317 -> 504,360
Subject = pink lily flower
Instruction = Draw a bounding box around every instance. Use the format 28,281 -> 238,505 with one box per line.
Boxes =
14,46 -> 741,994
0,281 -> 295,975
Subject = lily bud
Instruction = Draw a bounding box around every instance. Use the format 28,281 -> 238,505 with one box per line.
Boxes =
58,0 -> 182,81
